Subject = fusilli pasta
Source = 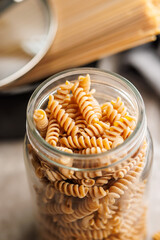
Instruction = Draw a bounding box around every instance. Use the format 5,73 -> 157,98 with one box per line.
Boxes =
33,109 -> 48,137
31,74 -> 148,240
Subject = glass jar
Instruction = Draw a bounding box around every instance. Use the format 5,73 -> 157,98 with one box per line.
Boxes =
24,68 -> 153,240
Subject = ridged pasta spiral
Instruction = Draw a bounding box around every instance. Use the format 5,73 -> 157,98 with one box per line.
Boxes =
47,95 -> 78,136
113,115 -> 136,139
45,183 -> 55,200
87,94 -> 102,119
81,122 -> 109,138
59,226 -> 111,239
107,171 -> 139,205
65,103 -> 80,119
78,147 -> 107,154
45,118 -> 60,146
54,81 -> 73,107
41,197 -> 74,215
53,180 -> 89,198
87,186 -> 107,199
56,147 -> 73,154
56,198 -> 99,223
111,97 -> 127,117
95,176 -> 112,186
113,151 -> 144,179
72,82 -> 99,124
45,169 -> 67,182
78,74 -> 91,93
101,102 -> 121,124
60,135 -> 111,150
33,109 -> 48,137
75,115 -> 88,130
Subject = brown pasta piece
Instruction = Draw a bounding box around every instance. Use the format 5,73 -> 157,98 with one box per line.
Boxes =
56,214 -> 94,230
95,175 -> 112,186
113,115 -> 136,139
111,97 -> 127,117
65,103 -> 80,119
45,168 -> 67,182
81,122 -> 109,138
45,117 -> 60,146
33,109 -> 48,137
45,183 -> 55,200
47,95 -> 78,136
40,197 -> 74,215
54,81 -> 73,107
78,74 -> 91,93
53,180 -> 89,198
55,198 -> 99,223
101,102 -> 121,124
72,81 -> 99,124
87,186 -> 107,199
60,135 -> 111,150
87,94 -> 102,119
78,147 -> 107,154
31,157 -> 44,179
113,151 -> 144,179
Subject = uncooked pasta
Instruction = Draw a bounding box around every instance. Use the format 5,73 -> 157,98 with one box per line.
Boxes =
29,74 -> 149,240
19,0 -> 160,86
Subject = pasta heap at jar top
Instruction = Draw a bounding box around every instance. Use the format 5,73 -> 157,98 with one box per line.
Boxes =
31,74 -> 148,240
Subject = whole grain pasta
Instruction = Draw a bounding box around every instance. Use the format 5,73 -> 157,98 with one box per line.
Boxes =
33,109 -> 48,137
31,74 -> 148,240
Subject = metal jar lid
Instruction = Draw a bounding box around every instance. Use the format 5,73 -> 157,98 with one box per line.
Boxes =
0,0 -> 57,89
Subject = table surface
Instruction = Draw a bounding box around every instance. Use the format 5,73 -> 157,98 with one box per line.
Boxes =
0,69 -> 160,240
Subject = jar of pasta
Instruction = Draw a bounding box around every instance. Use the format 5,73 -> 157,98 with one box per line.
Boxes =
24,68 -> 153,240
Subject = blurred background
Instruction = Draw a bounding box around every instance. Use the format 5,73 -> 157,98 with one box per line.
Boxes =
0,0 -> 160,239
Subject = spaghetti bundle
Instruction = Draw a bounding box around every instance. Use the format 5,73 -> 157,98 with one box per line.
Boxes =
20,0 -> 160,85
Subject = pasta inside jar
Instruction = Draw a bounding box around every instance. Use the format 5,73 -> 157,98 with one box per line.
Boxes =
24,68 -> 153,240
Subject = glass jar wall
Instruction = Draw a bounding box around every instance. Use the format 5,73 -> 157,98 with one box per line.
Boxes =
24,68 -> 153,240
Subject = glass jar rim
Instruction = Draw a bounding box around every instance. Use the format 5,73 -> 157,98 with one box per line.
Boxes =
26,67 -> 146,170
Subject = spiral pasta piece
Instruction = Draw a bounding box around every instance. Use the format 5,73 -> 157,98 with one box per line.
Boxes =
45,118 -> 60,146
65,103 -> 80,119
107,171 -> 139,205
60,135 -> 111,150
79,147 -> 107,154
72,82 -> 99,124
95,176 -> 112,186
57,198 -> 99,223
33,109 -> 48,137
111,97 -> 127,117
113,151 -> 144,179
53,180 -> 89,198
56,147 -> 73,154
81,122 -> 108,138
87,95 -> 102,119
45,183 -> 55,200
113,115 -> 136,139
47,95 -> 78,136
41,197 -> 74,215
57,214 -> 94,230
78,74 -> 91,93
87,186 -> 107,199
75,115 -> 88,130
59,227 -> 111,239
45,169 -> 67,182
101,102 -> 121,124
54,81 -> 73,106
